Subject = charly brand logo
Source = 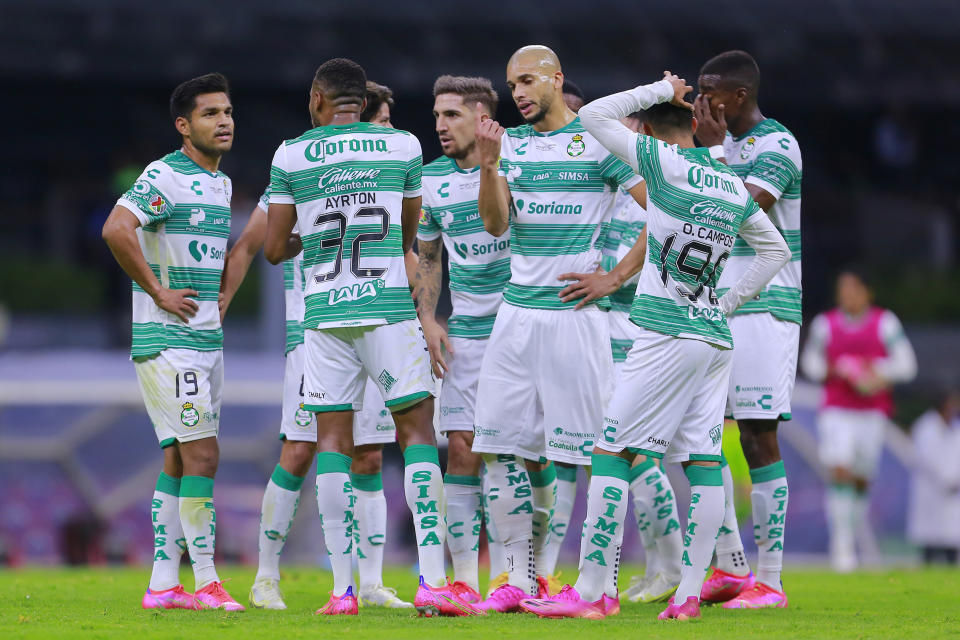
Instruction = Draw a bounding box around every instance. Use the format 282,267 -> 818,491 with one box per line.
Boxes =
687,166 -> 737,194
180,402 -> 200,427
304,137 -> 388,163
326,278 -> 386,306
566,133 -> 586,157
709,424 -> 722,445
438,182 -> 450,198
294,403 -> 312,427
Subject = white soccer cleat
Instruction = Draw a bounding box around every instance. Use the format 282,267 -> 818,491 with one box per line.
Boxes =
623,574 -> 653,603
249,578 -> 287,610
638,572 -> 680,603
359,584 -> 414,609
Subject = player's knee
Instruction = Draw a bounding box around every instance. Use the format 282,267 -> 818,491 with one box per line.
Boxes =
280,440 -> 316,476
447,432 -> 481,476
179,437 -> 219,477
351,445 -> 383,475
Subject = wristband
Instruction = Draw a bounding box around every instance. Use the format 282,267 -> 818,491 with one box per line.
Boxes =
708,145 -> 725,159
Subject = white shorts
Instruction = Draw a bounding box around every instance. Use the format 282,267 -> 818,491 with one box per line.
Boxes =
473,303 -> 613,465
354,377 -> 398,445
438,336 -> 488,434
597,328 -> 732,465
817,407 -> 888,478
726,313 -> 800,421
134,348 -> 223,448
303,320 -> 434,414
280,344 -> 317,442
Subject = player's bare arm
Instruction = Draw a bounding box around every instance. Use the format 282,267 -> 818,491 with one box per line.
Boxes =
475,111 -> 510,236
263,203 -> 301,264
558,227 -> 648,310
415,236 -> 454,377
220,205 -> 267,320
400,196 -> 422,288
627,181 -> 647,208
102,205 -> 198,323
745,183 -> 778,212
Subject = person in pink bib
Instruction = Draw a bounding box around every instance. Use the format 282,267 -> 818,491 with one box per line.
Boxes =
800,268 -> 917,571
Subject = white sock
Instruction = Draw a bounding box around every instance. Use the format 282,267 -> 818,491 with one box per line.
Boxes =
750,461 -> 788,590
715,457 -> 749,575
826,484 -> 856,570
483,471 -> 508,580
352,472 -> 386,591
255,465 -> 304,582
315,453 -> 355,597
630,462 -> 659,579
444,474 -> 482,591
541,466 -> 577,575
179,475 -> 219,589
675,467 -> 725,603
483,454 -> 535,595
403,445 -> 446,588
149,473 -> 185,591
630,460 -> 683,581
573,455 -> 630,602
530,465 -> 557,577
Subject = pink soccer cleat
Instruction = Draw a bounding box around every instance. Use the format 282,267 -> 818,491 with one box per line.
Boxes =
518,584 -> 605,620
194,581 -> 245,612
477,583 -> 529,613
315,586 -> 359,615
602,593 -> 620,616
141,584 -> 198,610
414,577 -> 484,617
722,582 -> 788,609
658,595 -> 701,621
700,567 -> 756,603
446,580 -> 482,605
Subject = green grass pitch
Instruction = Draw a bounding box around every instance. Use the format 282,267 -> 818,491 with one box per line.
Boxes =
2,566 -> 958,639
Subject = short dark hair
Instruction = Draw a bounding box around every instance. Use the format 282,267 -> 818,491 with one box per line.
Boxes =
562,79 -> 585,101
700,50 -> 760,97
836,265 -> 871,290
169,73 -> 230,121
639,102 -> 693,134
360,81 -> 394,122
432,75 -> 499,116
312,58 -> 367,105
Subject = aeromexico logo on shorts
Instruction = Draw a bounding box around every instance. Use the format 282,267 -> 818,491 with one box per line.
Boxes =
326,278 -> 386,306
735,384 -> 774,410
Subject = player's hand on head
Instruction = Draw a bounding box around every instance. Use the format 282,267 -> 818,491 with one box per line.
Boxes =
475,104 -> 504,167
662,71 -> 694,110
155,287 -> 199,323
420,317 -> 454,378
557,269 -> 618,310
693,94 -> 727,147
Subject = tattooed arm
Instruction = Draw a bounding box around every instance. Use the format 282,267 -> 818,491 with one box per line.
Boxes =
416,237 -> 454,377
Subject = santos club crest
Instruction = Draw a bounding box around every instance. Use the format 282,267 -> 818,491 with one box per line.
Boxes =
567,134 -> 586,157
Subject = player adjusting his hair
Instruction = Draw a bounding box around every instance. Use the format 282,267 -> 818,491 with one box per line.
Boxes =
471,45 -> 648,613
693,50 -> 803,609
520,72 -> 790,621
415,75 -> 506,604
102,73 -> 243,611
263,58 -> 480,617
800,269 -> 916,572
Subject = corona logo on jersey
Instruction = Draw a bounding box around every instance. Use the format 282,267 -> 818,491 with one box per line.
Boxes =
304,137 -> 388,163
687,166 -> 738,195
566,133 -> 586,157
325,278 -> 386,307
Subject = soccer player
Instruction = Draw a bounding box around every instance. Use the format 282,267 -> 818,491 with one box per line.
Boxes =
263,57 -> 479,617
472,45 -> 647,612
562,80 -> 585,113
101,73 -> 243,611
800,268 -> 917,571
606,113 -> 683,605
693,50 -> 802,608
520,71 -> 791,621
417,75 -> 507,603
361,81 -> 394,127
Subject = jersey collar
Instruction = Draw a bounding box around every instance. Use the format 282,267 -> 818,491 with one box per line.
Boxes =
530,116 -> 581,137
174,149 -> 221,177
732,118 -> 769,142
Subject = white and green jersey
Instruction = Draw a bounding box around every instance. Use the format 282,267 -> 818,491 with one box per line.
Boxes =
117,150 -> 232,359
258,188 -> 305,353
603,188 -> 647,361
419,156 -> 510,339
630,140 -> 761,349
717,119 -> 802,324
269,122 -> 422,329
498,117 -> 641,309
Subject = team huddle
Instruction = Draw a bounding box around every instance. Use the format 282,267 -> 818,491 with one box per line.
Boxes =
101,45 -> 804,621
